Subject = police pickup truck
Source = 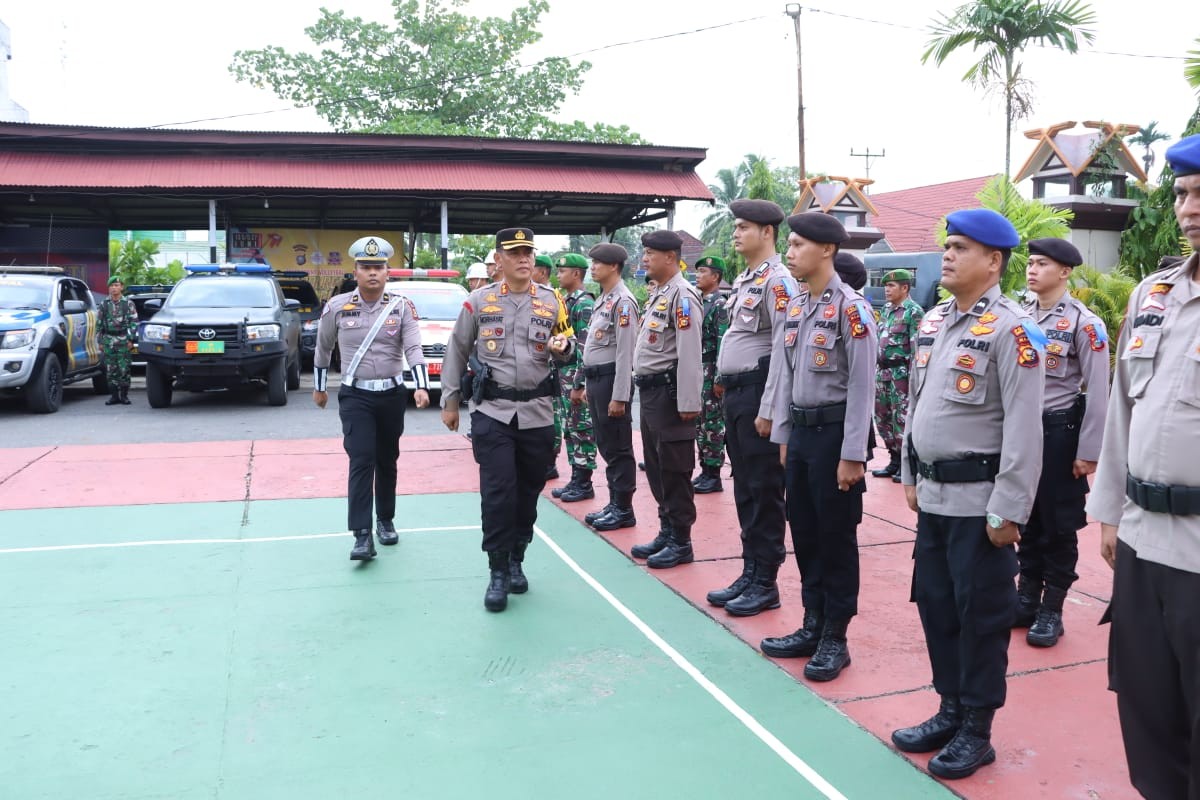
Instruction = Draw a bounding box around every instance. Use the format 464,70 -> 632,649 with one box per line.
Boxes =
138,264 -> 301,407
0,266 -> 108,413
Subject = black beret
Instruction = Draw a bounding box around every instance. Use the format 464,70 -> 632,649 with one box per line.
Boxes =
786,212 -> 848,244
833,252 -> 867,290
641,230 -> 684,252
588,243 -> 628,265
1027,238 -> 1083,268
729,199 -> 785,226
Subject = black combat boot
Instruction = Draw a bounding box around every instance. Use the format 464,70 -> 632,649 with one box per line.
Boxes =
484,551 -> 511,612
350,529 -> 376,561
928,707 -> 997,779
119,386 -> 131,405
585,500 -> 617,525
706,558 -> 755,607
591,505 -> 636,531
646,527 -> 694,569
551,466 -> 579,499
891,696 -> 962,753
803,618 -> 852,682
725,562 -> 781,617
631,516 -> 673,559
760,608 -> 823,658
105,388 -> 121,405
560,468 -> 595,502
1027,585 -> 1066,647
509,543 -> 529,595
376,519 -> 398,546
1013,575 -> 1041,628
871,450 -> 901,478
692,466 -> 723,494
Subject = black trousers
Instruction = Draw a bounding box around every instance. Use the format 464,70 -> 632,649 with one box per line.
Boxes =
586,371 -> 636,496
785,421 -> 864,620
1110,539 -> 1200,800
724,382 -> 786,567
337,385 -> 407,531
471,411 -> 555,555
1017,421 -> 1088,591
639,384 -> 697,532
914,511 -> 1017,709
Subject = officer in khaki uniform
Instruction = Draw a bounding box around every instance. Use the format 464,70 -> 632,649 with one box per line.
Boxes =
1088,134 -> 1200,800
1017,238 -> 1109,648
440,228 -> 575,612
628,230 -> 704,568
582,243 -> 641,531
891,209 -> 1045,781
314,236 -> 430,561
759,212 -> 876,680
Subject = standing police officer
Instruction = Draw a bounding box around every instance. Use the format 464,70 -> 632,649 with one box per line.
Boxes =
1018,238 -> 1109,647
693,256 -> 731,494
760,212 -> 876,678
440,228 -> 574,612
891,209 -> 1045,781
872,269 -> 924,481
629,230 -> 704,568
99,277 -> 138,406
582,243 -> 640,531
551,253 -> 598,503
313,236 -> 430,561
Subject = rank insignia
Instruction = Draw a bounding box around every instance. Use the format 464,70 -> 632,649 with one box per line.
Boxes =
814,351 -> 828,367
656,301 -> 669,311
1056,318 -> 1071,330
969,324 -> 994,336
754,276 -> 766,285
482,304 -> 502,313
956,373 -> 976,394
956,354 -> 976,370
823,305 -> 837,319
979,311 -> 998,324
342,303 -> 357,311
486,293 -> 498,302
1046,355 -> 1059,369
485,340 -> 498,352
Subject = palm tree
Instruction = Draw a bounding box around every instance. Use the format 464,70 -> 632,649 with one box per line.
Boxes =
701,167 -> 744,252
1126,121 -> 1171,174
922,0 -> 1097,178
1187,38 -> 1200,91
1070,264 -> 1138,371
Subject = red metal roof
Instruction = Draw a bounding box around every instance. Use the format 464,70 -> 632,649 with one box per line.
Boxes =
869,176 -> 994,252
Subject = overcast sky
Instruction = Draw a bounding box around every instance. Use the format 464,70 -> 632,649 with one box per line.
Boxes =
3,0 -> 1197,234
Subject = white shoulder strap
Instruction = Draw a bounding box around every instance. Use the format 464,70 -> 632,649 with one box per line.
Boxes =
343,296 -> 403,382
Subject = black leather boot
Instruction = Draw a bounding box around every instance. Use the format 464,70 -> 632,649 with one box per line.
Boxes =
591,505 -> 636,531
509,543 -> 529,595
485,551 -> 511,612
706,558 -> 755,607
692,466 -> 723,494
1027,585 -> 1066,647
376,519 -> 399,546
585,501 -> 617,525
119,386 -> 131,404
105,388 -> 121,406
560,468 -> 595,502
871,451 -> 900,478
350,529 -> 376,561
1013,575 -> 1041,628
928,707 -> 997,779
891,696 -> 962,753
761,608 -> 824,657
631,517 -> 673,559
646,527 -> 694,569
551,467 -> 579,499
725,562 -> 781,617
803,618 -> 852,681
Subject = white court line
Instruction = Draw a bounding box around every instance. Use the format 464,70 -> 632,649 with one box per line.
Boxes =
0,525 -> 480,555
534,525 -> 849,800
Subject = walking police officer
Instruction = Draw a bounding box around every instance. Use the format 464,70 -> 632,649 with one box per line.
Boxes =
891,209 -> 1045,781
1018,238 -> 1109,647
551,253 -> 598,503
582,243 -> 640,531
313,236 -> 430,561
759,213 -> 876,678
693,255 -> 730,494
99,277 -> 138,405
629,230 -> 704,568
440,228 -> 575,612
872,269 -> 924,481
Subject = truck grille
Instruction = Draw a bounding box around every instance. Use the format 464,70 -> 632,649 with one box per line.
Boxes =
176,324 -> 241,344
422,343 -> 446,358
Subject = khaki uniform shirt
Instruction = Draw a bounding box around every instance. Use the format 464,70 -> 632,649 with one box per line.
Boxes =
717,255 -> 799,418
583,281 -> 640,404
1023,289 -> 1110,461
899,284 -> 1045,523
768,273 -> 878,461
314,290 -> 424,378
634,271 -> 703,413
1088,255 -> 1200,573
440,281 -> 575,428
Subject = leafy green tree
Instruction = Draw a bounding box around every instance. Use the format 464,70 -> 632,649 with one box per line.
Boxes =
922,0 -> 1096,178
230,0 -> 643,144
1069,263 -> 1137,369
1126,121 -> 1171,174
700,154 -> 800,270
108,239 -> 184,286
1187,37 -> 1200,90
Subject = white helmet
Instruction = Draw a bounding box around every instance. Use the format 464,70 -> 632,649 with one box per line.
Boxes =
465,262 -> 489,281
484,249 -> 498,265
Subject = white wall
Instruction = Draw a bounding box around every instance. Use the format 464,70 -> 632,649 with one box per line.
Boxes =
1068,229 -> 1122,271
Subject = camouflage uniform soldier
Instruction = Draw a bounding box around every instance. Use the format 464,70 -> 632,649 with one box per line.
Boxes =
552,253 -> 598,502
99,277 -> 138,405
694,256 -> 730,493
872,269 -> 924,481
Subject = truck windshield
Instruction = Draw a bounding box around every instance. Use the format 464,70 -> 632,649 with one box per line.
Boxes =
168,279 -> 276,308
0,282 -> 52,309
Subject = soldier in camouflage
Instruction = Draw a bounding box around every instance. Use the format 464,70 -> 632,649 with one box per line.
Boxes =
872,269 -> 923,482
99,277 -> 138,405
552,253 -> 598,502
694,256 -> 731,493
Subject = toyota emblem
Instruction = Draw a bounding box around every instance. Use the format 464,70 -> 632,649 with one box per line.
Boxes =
198,328 -> 217,340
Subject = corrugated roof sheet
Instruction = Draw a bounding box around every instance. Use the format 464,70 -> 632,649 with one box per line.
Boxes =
868,176 -> 993,253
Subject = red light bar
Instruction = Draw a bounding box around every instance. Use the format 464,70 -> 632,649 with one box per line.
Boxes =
387,268 -> 460,279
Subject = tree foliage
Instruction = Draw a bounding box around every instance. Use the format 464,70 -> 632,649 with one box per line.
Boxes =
229,0 -> 644,144
1069,264 -> 1137,368
108,239 -> 184,286
699,154 -> 800,272
1187,37 -> 1200,91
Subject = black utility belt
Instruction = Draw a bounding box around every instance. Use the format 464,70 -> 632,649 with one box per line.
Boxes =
1042,407 -> 1082,427
1127,473 -> 1200,516
789,402 -> 846,427
878,357 -> 907,368
634,370 -> 676,388
720,368 -> 767,389
915,454 -> 1000,483
481,377 -> 556,402
583,363 -> 617,379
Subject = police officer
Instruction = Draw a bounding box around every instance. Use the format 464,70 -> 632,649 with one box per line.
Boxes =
891,209 -> 1045,781
1018,238 -> 1109,648
582,243 -> 640,531
1088,134 -> 1200,800
705,200 -> 798,617
551,253 -> 598,503
758,213 -> 876,678
693,255 -> 730,494
440,228 -> 575,612
872,269 -> 924,481
629,230 -> 704,568
99,277 -> 138,406
313,236 -> 430,561
485,249 -> 501,282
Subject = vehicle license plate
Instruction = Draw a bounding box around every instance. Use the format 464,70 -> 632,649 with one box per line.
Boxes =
186,341 -> 225,354
428,362 -> 442,376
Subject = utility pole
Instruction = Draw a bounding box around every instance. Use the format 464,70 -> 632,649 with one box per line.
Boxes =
785,4 -> 804,179
849,147 -> 886,184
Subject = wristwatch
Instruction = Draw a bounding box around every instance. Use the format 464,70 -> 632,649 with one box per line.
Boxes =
986,513 -> 1006,529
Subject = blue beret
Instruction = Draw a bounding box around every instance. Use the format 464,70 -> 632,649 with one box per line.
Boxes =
786,212 -> 847,244
945,209 -> 1019,250
1028,238 -> 1082,267
1166,134 -> 1200,178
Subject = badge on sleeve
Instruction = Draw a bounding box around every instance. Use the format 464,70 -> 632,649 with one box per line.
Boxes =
618,302 -> 631,327
1012,321 -> 1047,368
463,301 -> 474,313
676,297 -> 691,329
406,298 -> 419,320
845,300 -> 871,339
1084,322 -> 1107,352
772,284 -> 790,312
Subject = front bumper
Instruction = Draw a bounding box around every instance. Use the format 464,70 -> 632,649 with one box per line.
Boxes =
140,338 -> 289,384
0,348 -> 36,389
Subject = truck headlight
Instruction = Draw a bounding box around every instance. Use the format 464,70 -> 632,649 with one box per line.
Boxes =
143,324 -> 172,342
246,324 -> 280,341
0,328 -> 34,349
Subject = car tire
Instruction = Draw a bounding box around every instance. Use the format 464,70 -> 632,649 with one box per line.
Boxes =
146,362 -> 173,408
26,354 -> 63,414
92,371 -> 109,395
267,357 -> 288,406
286,354 -> 301,391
